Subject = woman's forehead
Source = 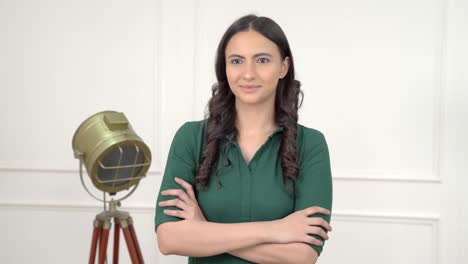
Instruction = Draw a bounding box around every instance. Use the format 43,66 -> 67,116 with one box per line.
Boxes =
225,30 -> 280,57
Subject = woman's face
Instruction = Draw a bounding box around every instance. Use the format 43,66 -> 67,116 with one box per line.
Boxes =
225,30 -> 289,107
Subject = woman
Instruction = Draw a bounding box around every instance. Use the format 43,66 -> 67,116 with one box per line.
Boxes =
155,14 -> 333,264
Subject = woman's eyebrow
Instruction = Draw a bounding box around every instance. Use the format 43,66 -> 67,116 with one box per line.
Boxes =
227,52 -> 273,59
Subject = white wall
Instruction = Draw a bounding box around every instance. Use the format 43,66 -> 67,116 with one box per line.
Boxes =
1,0 -> 467,263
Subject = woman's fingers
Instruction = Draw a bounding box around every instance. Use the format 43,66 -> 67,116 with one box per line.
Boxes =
159,198 -> 188,210
302,206 -> 333,231
161,188 -> 191,204
307,226 -> 329,240
307,217 -> 333,232
174,177 -> 196,201
160,177 -> 196,204
303,206 -> 331,217
303,235 -> 324,247
163,209 -> 186,219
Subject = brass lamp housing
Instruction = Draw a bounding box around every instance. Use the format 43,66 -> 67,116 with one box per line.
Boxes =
72,111 -> 151,193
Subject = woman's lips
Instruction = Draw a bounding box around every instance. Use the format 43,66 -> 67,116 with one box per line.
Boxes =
240,85 -> 261,92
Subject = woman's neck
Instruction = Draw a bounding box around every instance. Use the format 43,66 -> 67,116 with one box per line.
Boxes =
235,100 -> 277,137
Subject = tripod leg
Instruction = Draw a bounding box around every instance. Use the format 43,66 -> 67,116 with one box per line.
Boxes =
121,219 -> 140,264
89,219 -> 102,264
98,220 -> 111,264
128,218 -> 144,263
113,222 -> 120,264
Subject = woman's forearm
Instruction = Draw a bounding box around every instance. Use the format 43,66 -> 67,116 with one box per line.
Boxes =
228,242 -> 318,264
157,220 -> 274,257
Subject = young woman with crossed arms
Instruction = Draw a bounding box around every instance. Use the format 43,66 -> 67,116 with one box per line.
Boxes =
155,14 -> 333,264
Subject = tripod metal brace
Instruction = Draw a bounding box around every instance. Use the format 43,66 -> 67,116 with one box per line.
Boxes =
89,199 -> 144,264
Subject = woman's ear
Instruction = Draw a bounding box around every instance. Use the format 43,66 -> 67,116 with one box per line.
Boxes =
280,57 -> 290,79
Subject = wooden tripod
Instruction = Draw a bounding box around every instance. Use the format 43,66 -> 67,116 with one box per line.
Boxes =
89,200 -> 144,264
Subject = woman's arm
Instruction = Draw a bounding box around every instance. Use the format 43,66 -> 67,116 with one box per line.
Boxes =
228,243 -> 318,264
157,206 -> 330,258
157,177 -> 331,260
157,219 -> 273,257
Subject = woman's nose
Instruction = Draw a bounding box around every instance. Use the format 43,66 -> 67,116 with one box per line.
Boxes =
242,61 -> 255,80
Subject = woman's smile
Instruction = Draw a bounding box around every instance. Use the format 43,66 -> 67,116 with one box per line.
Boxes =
240,85 -> 261,92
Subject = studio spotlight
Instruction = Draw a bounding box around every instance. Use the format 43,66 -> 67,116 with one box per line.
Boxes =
72,111 -> 151,264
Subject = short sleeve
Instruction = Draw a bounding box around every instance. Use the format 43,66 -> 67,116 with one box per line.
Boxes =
155,122 -> 198,232
295,130 -> 333,256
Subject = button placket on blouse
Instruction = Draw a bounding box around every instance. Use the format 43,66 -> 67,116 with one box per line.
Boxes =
232,134 -> 277,221
247,135 -> 274,173
245,136 -> 275,220
232,141 -> 250,221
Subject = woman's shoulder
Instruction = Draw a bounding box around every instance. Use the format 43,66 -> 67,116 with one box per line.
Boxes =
296,123 -> 329,163
296,123 -> 327,145
172,119 -> 207,156
175,119 -> 207,136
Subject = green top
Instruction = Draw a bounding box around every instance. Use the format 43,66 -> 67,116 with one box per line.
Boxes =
155,120 -> 333,263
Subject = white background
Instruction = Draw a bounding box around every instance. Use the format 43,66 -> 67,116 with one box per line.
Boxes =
1,0 -> 467,263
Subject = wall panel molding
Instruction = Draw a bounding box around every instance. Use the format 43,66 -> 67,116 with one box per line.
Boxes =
0,201 -> 155,214
0,204 -> 441,264
331,0 -> 448,184
333,170 -> 442,183
151,0 -> 163,174
0,1 -> 163,175
0,202 -> 440,225
333,210 -> 440,264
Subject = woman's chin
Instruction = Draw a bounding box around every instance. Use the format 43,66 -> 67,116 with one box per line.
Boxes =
235,96 -> 268,106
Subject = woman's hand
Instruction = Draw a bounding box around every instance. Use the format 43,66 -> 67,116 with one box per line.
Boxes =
159,177 -> 207,222
272,206 -> 332,246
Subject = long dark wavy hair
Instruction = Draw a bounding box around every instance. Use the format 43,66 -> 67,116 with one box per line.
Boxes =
195,14 -> 304,190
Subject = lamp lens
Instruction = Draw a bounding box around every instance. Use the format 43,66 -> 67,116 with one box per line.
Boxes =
97,144 -> 145,187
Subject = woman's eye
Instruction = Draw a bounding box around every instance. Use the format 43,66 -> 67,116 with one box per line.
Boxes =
257,57 -> 270,63
230,59 -> 242,64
